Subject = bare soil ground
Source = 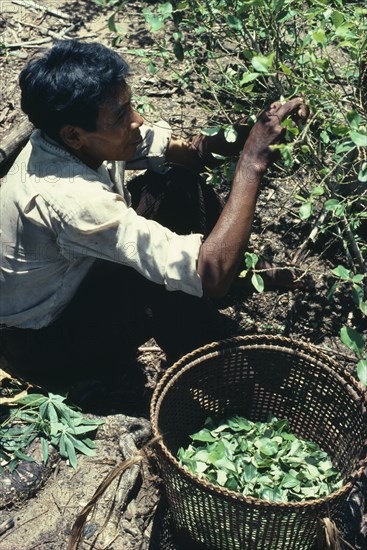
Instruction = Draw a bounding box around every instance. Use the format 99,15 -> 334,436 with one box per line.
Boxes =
0,1 -> 366,549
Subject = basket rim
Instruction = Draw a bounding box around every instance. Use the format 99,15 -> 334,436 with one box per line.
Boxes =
150,334 -> 367,511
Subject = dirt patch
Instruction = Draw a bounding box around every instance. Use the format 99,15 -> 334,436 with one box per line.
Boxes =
0,1 -> 366,549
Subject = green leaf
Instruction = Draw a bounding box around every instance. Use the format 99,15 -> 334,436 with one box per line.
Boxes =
200,127 -> 221,136
175,1 -> 188,10
251,273 -> 264,293
357,360 -> 367,385
335,140 -> 354,154
324,199 -> 340,212
224,126 -> 238,143
244,252 -> 259,270
243,463 -> 257,482
282,474 -> 300,489
251,52 -> 275,73
340,326 -> 365,357
46,402 -> 59,427
260,486 -> 283,502
240,72 -> 261,85
335,23 -> 355,38
193,461 -> 208,474
64,435 -> 78,469
346,110 -> 362,129
299,202 -> 313,220
217,469 -> 227,486
68,436 -> 97,457
143,9 -> 164,32
352,284 -> 363,307
331,265 -> 351,281
311,28 -> 326,46
15,394 -> 46,406
148,61 -> 158,75
173,42 -> 184,61
68,424 -> 100,435
358,162 -> 367,183
59,433 -> 67,458
330,10 -> 344,28
14,449 -> 34,462
226,15 -> 242,31
257,439 -> 279,456
349,131 -> 367,147
311,186 -> 324,196
158,2 -> 173,17
108,14 -> 117,32
41,437 -> 49,464
191,430 -> 217,443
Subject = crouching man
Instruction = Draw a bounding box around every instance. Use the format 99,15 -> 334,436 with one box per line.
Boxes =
0,40 -> 308,392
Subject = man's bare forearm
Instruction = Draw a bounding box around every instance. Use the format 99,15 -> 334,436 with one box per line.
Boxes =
197,97 -> 307,298
197,158 -> 264,298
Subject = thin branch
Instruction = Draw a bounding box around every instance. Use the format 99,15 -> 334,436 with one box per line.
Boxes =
4,37 -> 52,48
13,19 -> 74,40
292,210 -> 329,264
9,0 -> 71,21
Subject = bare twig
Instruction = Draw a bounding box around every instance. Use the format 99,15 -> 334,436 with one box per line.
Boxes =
292,210 -> 329,264
14,19 -> 74,40
67,436 -> 161,550
304,135 -> 366,274
4,37 -> 51,48
137,346 -> 162,353
316,344 -> 357,363
0,518 -> 14,537
9,0 -> 71,21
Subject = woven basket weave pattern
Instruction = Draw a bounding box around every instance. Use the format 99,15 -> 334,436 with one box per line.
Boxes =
151,336 -> 367,550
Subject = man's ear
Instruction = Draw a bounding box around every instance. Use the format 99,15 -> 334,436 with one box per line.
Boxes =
59,125 -> 85,151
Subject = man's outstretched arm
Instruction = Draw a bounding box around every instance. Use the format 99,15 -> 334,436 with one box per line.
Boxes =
196,98 -> 307,298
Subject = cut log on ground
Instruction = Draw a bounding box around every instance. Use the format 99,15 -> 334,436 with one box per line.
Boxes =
0,118 -> 33,178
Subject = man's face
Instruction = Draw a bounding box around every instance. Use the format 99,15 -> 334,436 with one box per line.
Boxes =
64,85 -> 144,169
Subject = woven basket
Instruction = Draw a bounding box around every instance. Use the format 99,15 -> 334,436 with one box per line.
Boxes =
150,335 -> 367,550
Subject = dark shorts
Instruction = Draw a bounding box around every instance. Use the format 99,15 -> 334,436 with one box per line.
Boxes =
1,167 -> 232,391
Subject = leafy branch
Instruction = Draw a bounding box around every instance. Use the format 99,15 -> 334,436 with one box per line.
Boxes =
0,393 -> 104,471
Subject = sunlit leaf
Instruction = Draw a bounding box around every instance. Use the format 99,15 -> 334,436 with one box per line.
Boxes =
340,326 -> 365,356
251,273 -> 264,293
224,125 -> 238,143
200,127 -> 221,136
299,202 -> 313,220
357,360 -> 367,385
251,52 -> 275,73
331,265 -> 350,280
349,131 -> 367,147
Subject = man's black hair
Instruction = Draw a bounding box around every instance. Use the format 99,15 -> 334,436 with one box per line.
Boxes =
19,40 -> 130,138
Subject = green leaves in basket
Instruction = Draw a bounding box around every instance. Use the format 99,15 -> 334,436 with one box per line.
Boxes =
177,415 -> 343,503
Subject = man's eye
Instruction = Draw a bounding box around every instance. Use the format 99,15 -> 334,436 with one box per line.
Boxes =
114,111 -> 127,125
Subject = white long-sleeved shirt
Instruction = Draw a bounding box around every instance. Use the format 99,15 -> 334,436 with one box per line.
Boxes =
0,123 -> 203,329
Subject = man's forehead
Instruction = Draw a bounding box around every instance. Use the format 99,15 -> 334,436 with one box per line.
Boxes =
101,85 -> 131,115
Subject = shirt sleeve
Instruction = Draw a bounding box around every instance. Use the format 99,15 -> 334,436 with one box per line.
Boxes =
126,120 -> 172,174
49,190 -> 203,297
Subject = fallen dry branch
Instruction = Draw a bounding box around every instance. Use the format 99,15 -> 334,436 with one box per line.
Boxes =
67,436 -> 161,550
13,19 -> 74,40
4,37 -> 52,48
9,0 -> 71,21
0,118 -> 33,177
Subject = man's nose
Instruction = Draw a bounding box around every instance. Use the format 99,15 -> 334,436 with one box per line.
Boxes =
131,111 -> 144,129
